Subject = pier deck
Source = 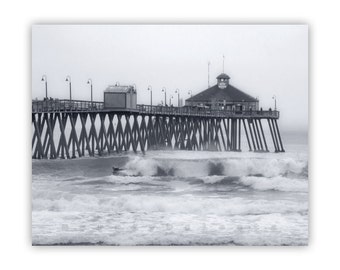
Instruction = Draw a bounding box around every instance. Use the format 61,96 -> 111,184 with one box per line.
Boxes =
32,99 -> 284,159
32,99 -> 279,119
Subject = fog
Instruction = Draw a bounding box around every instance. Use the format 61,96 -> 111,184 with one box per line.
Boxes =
32,25 -> 308,132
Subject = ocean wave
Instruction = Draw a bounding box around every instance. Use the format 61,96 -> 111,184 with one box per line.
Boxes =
238,175 -> 308,192
56,155 -> 308,193
32,192 -> 308,216
194,175 -> 307,192
122,155 -> 308,179
33,171 -> 307,195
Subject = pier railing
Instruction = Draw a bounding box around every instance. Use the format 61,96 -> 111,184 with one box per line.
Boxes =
136,105 -> 279,118
32,99 -> 104,113
32,99 -> 279,118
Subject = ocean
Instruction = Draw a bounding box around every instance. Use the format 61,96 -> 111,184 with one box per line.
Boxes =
32,132 -> 308,246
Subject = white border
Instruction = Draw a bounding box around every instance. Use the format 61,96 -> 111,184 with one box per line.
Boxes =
1,0 -> 339,269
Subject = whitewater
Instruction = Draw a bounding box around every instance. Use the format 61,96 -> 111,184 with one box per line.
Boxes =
32,134 -> 308,246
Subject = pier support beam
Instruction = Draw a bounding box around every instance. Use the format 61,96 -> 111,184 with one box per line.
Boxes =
267,118 -> 278,152
247,119 -> 256,151
242,119 -> 252,151
258,119 -> 269,152
32,111 -> 284,159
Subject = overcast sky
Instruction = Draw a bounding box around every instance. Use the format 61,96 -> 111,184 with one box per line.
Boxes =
32,25 -> 308,131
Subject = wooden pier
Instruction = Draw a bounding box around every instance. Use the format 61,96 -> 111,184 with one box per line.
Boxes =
32,99 -> 285,159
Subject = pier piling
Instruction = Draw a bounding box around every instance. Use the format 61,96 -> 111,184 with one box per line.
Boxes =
32,100 -> 284,158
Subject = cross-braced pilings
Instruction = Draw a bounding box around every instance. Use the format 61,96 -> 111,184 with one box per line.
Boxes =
32,103 -> 285,159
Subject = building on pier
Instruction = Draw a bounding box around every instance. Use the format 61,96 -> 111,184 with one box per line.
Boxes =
185,73 -> 259,111
104,84 -> 137,109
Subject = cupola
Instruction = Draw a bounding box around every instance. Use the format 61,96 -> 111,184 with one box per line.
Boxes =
216,73 -> 230,89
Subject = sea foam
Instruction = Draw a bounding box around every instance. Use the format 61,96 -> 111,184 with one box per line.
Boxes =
123,154 -> 308,179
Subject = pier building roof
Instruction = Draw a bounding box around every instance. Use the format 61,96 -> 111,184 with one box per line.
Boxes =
187,73 -> 257,103
104,85 -> 135,93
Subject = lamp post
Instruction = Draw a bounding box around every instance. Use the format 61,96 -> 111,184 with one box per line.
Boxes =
41,75 -> 48,99
272,95 -> 277,111
175,88 -> 180,107
169,95 -> 174,106
132,84 -> 137,108
87,79 -> 93,108
66,76 -> 72,101
148,85 -> 152,107
188,90 -> 192,106
162,87 -> 167,106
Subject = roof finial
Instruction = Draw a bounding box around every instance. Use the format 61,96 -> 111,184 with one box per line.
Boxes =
223,54 -> 225,73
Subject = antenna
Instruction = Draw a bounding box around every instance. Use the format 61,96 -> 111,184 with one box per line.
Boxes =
208,61 -> 210,88
223,55 -> 225,73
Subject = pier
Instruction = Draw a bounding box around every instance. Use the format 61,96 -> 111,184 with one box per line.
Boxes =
32,99 -> 285,159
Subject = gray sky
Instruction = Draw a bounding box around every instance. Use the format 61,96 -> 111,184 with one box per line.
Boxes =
32,25 -> 308,131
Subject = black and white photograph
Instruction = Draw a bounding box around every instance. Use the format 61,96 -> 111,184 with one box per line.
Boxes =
31,24 -> 308,246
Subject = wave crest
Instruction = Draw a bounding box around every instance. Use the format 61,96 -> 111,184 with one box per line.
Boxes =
123,155 -> 308,179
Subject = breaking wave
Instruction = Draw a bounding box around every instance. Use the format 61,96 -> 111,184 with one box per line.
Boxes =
109,155 -> 307,192
196,175 -> 307,192
238,175 -> 307,192
123,155 -> 308,179
32,191 -> 308,216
